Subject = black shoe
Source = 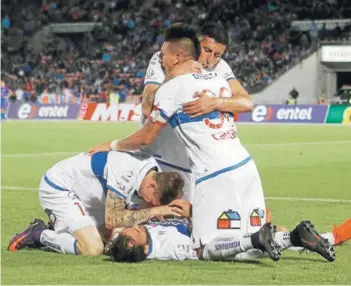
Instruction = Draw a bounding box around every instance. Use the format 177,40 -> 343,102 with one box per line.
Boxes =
254,223 -> 281,261
8,219 -> 47,252
292,220 -> 335,262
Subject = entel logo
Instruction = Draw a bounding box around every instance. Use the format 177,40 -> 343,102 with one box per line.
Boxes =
252,105 -> 313,122
251,105 -> 273,122
18,104 -> 69,119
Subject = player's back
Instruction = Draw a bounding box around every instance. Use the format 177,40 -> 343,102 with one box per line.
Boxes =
145,220 -> 197,260
152,72 -> 250,179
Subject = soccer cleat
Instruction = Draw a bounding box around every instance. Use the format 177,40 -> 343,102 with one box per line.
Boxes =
293,220 -> 335,262
257,223 -> 281,261
8,219 -> 47,252
332,218 -> 351,246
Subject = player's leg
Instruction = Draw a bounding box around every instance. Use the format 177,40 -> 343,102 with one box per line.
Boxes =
9,176 -> 104,256
191,172 -> 280,261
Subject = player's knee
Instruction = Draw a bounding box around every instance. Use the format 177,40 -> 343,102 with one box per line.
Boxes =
78,239 -> 104,256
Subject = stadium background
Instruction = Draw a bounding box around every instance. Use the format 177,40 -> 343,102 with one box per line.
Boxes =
1,0 -> 351,284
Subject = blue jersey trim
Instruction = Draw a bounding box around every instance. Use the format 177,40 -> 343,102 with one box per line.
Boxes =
156,159 -> 192,173
73,240 -> 78,255
44,175 -> 67,191
169,111 -> 233,129
91,152 -> 108,193
144,81 -> 162,87
195,156 -> 252,185
107,184 -> 127,200
226,77 -> 236,81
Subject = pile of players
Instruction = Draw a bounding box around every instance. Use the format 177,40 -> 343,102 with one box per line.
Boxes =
9,23 -> 350,263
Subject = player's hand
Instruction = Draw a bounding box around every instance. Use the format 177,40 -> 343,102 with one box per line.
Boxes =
154,205 -> 182,217
183,91 -> 217,117
169,199 -> 192,218
170,60 -> 202,78
87,142 -> 111,155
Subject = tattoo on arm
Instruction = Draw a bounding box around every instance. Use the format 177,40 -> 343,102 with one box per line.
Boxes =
105,190 -> 153,228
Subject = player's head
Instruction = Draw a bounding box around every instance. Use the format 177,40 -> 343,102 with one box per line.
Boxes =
139,171 -> 184,207
111,225 -> 150,263
160,23 -> 201,74
198,23 -> 228,69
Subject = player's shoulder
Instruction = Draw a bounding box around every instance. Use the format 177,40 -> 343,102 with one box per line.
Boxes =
214,59 -> 236,81
214,58 -> 231,71
149,51 -> 161,64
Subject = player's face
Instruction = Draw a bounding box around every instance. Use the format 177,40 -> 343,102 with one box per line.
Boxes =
160,42 -> 177,75
198,36 -> 226,69
120,225 -> 148,249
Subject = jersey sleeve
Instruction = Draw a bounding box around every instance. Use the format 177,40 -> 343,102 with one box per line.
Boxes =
144,52 -> 166,86
217,59 -> 237,82
106,153 -> 135,201
148,81 -> 178,125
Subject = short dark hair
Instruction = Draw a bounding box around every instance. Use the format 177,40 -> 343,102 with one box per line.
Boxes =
111,229 -> 151,263
164,23 -> 201,60
155,172 -> 184,205
200,22 -> 228,46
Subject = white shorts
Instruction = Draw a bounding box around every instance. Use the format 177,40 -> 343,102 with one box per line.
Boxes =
191,158 -> 266,249
157,160 -> 195,203
39,176 -> 105,234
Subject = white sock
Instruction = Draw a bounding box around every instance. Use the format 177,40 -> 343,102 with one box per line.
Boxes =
40,230 -> 78,255
234,249 -> 265,260
287,232 -> 335,252
274,232 -> 292,250
201,233 -> 254,261
321,232 -> 335,245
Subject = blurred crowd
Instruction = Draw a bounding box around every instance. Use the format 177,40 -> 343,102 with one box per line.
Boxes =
1,0 -> 351,104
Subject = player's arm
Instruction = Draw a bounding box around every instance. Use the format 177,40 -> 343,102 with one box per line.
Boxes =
105,189 -> 179,229
142,84 -> 160,118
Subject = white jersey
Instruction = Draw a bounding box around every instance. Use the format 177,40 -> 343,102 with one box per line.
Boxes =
149,72 -> 250,180
44,151 -> 159,210
145,220 -> 197,260
143,52 -> 237,171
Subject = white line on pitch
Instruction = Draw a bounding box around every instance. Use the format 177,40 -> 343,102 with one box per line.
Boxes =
2,186 -> 351,204
2,140 -> 351,158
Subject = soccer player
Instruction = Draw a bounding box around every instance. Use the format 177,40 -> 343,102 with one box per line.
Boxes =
1,80 -> 12,120
87,25 -> 335,262
8,151 -> 186,256
140,23 -> 252,202
110,217 -> 349,263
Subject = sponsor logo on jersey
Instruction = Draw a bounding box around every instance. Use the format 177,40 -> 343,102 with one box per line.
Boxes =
215,241 -> 240,250
250,208 -> 264,226
212,128 -> 237,140
217,210 -> 241,229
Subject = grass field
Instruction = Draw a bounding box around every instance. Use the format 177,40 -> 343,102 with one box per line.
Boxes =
1,121 -> 351,285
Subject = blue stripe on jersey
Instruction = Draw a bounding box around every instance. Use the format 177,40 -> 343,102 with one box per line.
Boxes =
155,220 -> 191,237
168,111 -> 233,129
226,77 -> 236,81
44,175 -> 67,191
91,152 -> 108,193
106,184 -> 127,200
144,81 -> 162,86
158,108 -> 169,120
196,156 -> 252,185
156,159 -> 192,173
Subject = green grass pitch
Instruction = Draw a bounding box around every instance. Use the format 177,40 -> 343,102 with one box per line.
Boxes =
1,121 -> 351,284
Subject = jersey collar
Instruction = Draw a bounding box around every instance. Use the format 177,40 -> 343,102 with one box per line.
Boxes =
135,162 -> 159,193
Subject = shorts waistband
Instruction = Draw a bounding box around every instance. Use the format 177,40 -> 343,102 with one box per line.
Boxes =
195,156 -> 252,185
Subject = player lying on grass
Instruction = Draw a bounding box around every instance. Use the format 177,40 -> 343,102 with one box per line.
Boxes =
108,212 -> 349,262
140,22 -> 252,203
87,25 -> 335,262
8,151 -> 188,256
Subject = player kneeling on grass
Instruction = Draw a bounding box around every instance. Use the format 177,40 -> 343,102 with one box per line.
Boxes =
108,201 -> 338,262
8,151 -> 187,256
